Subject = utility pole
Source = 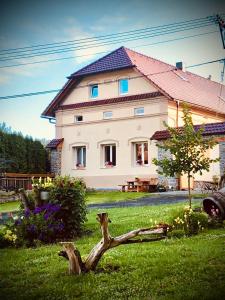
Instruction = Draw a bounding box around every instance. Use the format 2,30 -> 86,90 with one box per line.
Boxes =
216,14 -> 225,49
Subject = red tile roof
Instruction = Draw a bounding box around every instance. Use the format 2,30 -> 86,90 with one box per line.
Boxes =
42,46 -> 225,117
124,47 -> 225,113
46,138 -> 64,148
59,91 -> 162,110
151,121 -> 225,140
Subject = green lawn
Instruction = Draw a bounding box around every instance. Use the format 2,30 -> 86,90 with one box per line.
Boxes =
0,201 -> 20,213
0,190 -> 208,213
0,203 -> 224,300
0,191 -> 150,213
86,190 -> 150,204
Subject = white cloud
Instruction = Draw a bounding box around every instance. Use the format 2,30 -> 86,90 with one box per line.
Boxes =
90,15 -> 128,32
63,21 -> 110,65
0,73 -> 9,85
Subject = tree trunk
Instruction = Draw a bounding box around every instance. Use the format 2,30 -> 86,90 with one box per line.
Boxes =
187,173 -> 192,209
59,212 -> 169,275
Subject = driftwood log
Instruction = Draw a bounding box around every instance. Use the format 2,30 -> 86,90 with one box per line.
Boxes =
59,212 -> 168,275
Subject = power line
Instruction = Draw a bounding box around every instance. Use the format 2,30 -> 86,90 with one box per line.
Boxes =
0,15 -> 217,55
0,20 -> 215,62
186,58 -> 225,68
0,69 -> 176,100
0,30 -> 217,69
0,61 -> 224,101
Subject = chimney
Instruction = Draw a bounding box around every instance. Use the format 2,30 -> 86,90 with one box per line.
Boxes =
176,61 -> 183,70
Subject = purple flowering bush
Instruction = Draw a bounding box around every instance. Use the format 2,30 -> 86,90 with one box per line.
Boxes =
15,203 -> 64,246
13,176 -> 87,247
48,176 -> 87,238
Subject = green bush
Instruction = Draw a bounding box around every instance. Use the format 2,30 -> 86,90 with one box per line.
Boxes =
11,176 -> 87,247
49,176 -> 87,238
168,207 -> 208,236
14,203 -> 64,247
0,226 -> 17,248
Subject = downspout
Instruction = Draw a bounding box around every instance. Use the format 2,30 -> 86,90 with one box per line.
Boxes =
176,100 -> 180,128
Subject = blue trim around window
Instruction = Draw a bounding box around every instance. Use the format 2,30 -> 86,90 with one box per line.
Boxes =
91,84 -> 98,98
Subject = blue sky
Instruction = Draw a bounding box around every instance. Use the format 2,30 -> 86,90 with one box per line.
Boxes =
0,0 -> 225,140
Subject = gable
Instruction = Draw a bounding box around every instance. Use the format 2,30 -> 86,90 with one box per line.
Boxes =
42,46 -> 225,118
62,68 -> 159,106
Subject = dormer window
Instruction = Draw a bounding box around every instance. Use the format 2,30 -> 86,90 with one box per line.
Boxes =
119,79 -> 128,95
90,84 -> 98,98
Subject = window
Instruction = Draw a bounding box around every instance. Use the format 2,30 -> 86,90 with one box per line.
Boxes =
90,84 -> 98,98
103,111 -> 113,119
134,107 -> 144,116
75,146 -> 86,168
119,79 -> 128,94
134,142 -> 148,165
103,144 -> 116,167
75,115 -> 83,122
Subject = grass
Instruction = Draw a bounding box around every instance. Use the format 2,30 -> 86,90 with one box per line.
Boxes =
0,201 -> 20,213
86,190 -> 150,204
0,191 -> 150,213
0,190 -> 208,214
0,202 -> 224,300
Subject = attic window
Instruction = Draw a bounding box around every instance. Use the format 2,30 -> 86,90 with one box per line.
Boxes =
90,84 -> 98,98
119,79 -> 128,94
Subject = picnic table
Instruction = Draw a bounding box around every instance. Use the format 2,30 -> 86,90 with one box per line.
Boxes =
119,177 -> 158,192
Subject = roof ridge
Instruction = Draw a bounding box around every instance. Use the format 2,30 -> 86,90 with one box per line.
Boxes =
124,47 -> 224,87
185,69 -> 224,86
69,46 -> 133,78
123,46 -> 175,69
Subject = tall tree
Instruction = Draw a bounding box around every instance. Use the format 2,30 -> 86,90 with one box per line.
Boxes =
152,105 -> 219,208
0,123 -> 49,173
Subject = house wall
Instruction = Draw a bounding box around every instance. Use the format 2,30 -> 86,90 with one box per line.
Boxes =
62,69 -> 158,106
52,67 -> 225,189
168,102 -> 225,127
168,101 -> 224,188
57,96 -> 168,188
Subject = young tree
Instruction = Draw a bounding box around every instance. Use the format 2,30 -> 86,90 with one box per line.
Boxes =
152,105 -> 219,208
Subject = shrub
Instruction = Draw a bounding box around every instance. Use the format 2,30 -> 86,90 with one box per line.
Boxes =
0,226 -> 17,248
14,203 -> 64,246
11,176 -> 87,247
169,207 -> 208,236
49,176 -> 87,238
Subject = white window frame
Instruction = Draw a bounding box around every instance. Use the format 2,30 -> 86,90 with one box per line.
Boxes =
119,78 -> 129,95
133,142 -> 149,166
102,144 -> 116,167
103,111 -> 113,119
90,84 -> 98,98
75,146 -> 86,168
134,107 -> 144,116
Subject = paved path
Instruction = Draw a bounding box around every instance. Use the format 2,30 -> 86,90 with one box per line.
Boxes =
88,193 -> 203,209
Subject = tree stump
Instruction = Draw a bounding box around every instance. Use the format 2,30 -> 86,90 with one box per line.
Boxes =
59,212 -> 169,275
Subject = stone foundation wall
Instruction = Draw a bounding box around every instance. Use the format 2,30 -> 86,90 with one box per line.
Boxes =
157,146 -> 178,190
219,141 -> 225,176
50,148 -> 62,175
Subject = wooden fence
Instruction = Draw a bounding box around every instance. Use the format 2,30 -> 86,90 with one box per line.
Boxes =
0,173 -> 54,191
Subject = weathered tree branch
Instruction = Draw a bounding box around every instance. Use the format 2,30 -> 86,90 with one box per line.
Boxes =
18,188 -> 32,210
59,212 -> 169,275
